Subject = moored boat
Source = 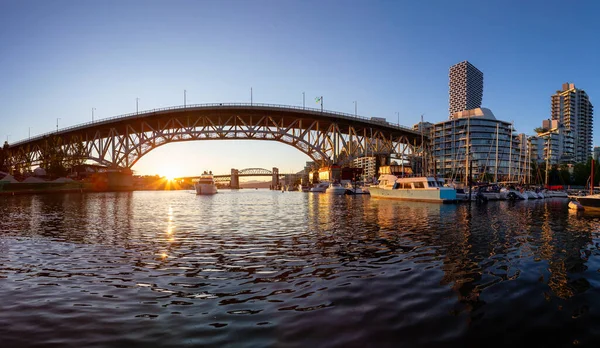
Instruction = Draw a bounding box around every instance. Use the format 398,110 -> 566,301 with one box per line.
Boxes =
574,194 -> 600,211
369,175 -> 457,203
344,182 -> 369,195
309,181 -> 330,193
325,182 -> 346,195
194,171 -> 218,195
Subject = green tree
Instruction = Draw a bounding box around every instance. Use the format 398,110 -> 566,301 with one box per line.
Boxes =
558,164 -> 571,186
573,162 -> 590,186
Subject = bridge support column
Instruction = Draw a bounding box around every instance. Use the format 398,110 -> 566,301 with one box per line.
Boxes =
271,167 -> 279,190
230,169 -> 239,189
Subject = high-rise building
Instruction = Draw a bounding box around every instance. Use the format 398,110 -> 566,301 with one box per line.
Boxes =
551,83 -> 594,163
449,61 -> 484,118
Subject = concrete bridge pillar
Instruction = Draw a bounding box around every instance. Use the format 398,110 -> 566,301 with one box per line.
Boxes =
230,168 -> 239,189
271,167 -> 279,190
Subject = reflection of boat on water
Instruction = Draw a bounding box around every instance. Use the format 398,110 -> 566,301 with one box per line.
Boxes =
325,182 -> 346,195
194,171 -> 217,195
369,175 -> 457,203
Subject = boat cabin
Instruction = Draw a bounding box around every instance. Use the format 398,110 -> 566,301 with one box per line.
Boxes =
378,175 -> 446,190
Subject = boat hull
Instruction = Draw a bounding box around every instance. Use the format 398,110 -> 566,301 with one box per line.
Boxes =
195,183 -> 217,195
369,187 -> 457,203
575,196 -> 600,210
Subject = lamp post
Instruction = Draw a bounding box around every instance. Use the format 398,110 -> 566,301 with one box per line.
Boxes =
56,118 -> 61,133
184,89 -> 187,107
353,101 -> 357,116
136,98 -> 139,114
92,107 -> 96,122
302,92 -> 305,109
250,87 -> 253,105
28,127 -> 31,140
395,111 -> 400,125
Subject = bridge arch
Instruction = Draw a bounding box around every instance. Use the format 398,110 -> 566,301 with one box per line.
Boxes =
6,103 -> 424,171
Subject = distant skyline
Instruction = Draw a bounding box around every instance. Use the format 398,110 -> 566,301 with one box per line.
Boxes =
2,0 -> 600,177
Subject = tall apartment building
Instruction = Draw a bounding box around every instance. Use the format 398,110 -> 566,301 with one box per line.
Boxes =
352,157 -> 377,181
449,61 -> 484,118
551,83 -> 594,163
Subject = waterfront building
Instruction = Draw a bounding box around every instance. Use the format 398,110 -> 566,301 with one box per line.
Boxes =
449,61 -> 484,118
352,156 -> 377,182
532,119 -> 574,165
551,83 -> 594,163
425,108 -> 527,183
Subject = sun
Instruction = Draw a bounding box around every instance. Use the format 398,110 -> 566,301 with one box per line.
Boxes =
162,169 -> 179,181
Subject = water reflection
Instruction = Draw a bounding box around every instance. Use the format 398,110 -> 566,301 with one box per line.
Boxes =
2,192 -> 600,346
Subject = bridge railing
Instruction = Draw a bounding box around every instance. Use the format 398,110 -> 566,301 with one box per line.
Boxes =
10,103 -> 418,146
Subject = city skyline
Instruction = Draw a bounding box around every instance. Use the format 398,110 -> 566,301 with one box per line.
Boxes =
2,1 -> 600,177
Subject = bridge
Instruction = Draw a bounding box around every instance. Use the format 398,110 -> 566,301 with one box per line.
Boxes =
4,103 -> 426,173
186,167 -> 302,189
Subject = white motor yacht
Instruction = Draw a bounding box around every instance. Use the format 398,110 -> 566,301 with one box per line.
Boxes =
194,171 -> 218,195
309,182 -> 330,193
369,175 -> 457,203
325,182 -> 347,195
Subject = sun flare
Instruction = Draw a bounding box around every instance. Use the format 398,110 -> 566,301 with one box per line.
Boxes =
162,169 -> 180,181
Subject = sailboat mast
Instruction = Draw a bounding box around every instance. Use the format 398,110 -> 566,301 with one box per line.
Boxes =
494,123 -> 499,182
545,137 -> 550,188
508,122 -> 513,182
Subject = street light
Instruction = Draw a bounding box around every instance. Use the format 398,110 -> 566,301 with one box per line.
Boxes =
92,107 -> 96,122
28,127 -> 32,140
353,101 -> 357,116
184,90 -> 187,107
136,98 -> 139,114
395,111 -> 400,125
56,118 -> 61,132
302,92 -> 305,109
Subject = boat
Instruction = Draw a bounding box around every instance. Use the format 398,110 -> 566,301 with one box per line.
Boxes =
194,171 -> 218,195
344,182 -> 369,195
369,175 -> 457,203
544,190 -> 569,198
500,187 -> 527,200
325,182 -> 346,195
574,194 -> 600,211
309,181 -> 330,193
568,200 -> 585,211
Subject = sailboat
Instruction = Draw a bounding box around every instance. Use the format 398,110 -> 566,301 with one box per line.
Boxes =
573,159 -> 600,210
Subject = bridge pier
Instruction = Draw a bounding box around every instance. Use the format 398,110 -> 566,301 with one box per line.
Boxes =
271,167 -> 279,190
230,169 -> 239,189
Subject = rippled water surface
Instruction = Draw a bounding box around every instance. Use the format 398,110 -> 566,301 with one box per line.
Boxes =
3,190 -> 600,347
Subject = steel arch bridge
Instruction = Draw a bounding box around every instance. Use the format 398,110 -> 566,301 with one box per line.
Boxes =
5,103 -> 426,171
211,168 -> 297,183
214,168 -> 281,178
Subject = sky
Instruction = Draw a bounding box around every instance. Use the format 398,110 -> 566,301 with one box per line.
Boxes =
2,0 -> 600,177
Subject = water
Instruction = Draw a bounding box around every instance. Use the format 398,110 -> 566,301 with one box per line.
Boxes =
2,191 -> 600,347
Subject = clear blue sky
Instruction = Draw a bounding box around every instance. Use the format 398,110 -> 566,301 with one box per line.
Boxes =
2,0 -> 599,177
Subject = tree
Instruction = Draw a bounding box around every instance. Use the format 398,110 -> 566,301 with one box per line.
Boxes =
558,164 -> 571,186
572,162 -> 590,186
0,141 -> 8,173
